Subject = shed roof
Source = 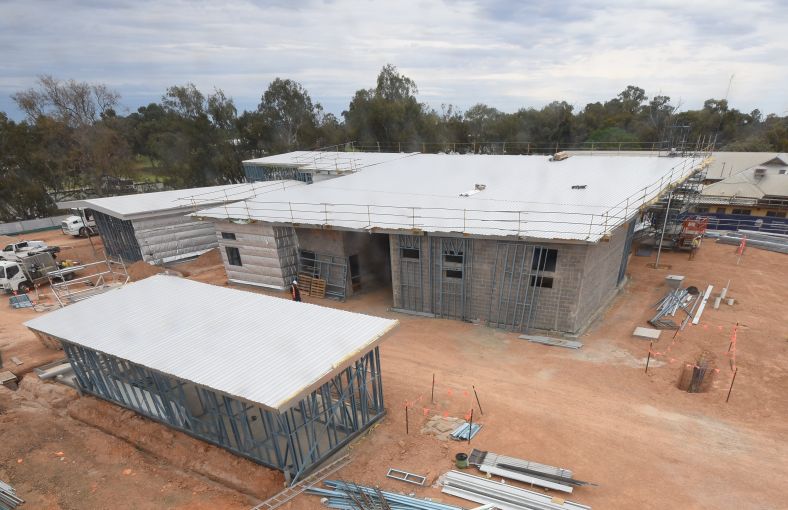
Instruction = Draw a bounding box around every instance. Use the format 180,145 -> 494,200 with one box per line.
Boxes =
199,152 -> 706,242
58,181 -> 304,220
25,275 -> 398,412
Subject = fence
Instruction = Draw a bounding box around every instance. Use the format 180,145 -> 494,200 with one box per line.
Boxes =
0,215 -> 69,236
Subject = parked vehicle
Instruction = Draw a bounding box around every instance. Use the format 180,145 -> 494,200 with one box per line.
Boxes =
61,208 -> 98,237
0,240 -> 60,262
0,252 -> 81,293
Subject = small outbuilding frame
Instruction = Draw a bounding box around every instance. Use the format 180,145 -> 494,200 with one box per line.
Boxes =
25,275 -> 397,481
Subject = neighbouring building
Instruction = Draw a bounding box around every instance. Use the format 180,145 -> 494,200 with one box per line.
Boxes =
694,153 -> 788,233
59,181 -> 302,264
196,152 -> 707,335
25,275 -> 397,479
242,150 -> 418,183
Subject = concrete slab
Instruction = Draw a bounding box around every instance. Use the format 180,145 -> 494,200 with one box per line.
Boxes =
633,327 -> 662,340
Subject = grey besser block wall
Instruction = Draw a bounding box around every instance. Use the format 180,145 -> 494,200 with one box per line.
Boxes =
133,213 -> 218,263
574,222 -> 630,331
213,220 -> 292,288
390,233 -> 593,333
295,228 -> 345,256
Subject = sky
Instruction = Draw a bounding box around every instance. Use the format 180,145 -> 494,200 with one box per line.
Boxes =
1,0 -> 787,120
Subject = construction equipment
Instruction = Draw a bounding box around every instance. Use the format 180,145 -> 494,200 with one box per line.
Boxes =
0,480 -> 24,509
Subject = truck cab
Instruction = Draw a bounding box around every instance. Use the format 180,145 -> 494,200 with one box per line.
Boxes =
61,209 -> 97,237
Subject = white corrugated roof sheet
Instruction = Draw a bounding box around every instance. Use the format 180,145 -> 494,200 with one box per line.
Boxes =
199,153 -> 707,242
25,275 -> 398,412
58,180 -> 305,220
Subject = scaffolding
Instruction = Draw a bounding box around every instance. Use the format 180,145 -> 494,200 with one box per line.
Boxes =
47,256 -> 129,307
59,340 -> 385,482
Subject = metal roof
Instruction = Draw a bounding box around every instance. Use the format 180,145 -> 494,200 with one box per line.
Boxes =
701,162 -> 788,199
198,152 -> 706,242
243,151 -> 418,174
25,275 -> 398,412
58,181 -> 305,220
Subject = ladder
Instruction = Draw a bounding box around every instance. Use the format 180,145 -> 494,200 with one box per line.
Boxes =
250,454 -> 352,510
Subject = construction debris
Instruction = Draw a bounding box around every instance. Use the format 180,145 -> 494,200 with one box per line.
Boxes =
468,449 -> 595,494
307,480 -> 463,510
442,470 -> 591,510
450,422 -> 482,441
0,480 -> 24,509
386,468 -> 427,486
519,335 -> 583,349
421,415 -> 466,441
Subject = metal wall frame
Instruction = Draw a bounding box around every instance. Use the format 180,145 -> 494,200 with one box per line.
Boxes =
487,241 -> 548,332
274,226 -> 299,284
298,250 -> 349,300
92,210 -> 143,262
397,235 -> 424,312
431,237 -> 473,320
61,341 -> 385,482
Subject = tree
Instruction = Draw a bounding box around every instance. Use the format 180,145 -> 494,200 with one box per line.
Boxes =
12,75 -> 119,127
258,78 -> 319,151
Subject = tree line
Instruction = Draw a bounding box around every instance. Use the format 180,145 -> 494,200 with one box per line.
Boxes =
2,64 -> 787,221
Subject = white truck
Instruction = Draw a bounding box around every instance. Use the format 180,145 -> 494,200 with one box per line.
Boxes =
61,209 -> 98,237
0,240 -> 61,262
0,252 -> 80,293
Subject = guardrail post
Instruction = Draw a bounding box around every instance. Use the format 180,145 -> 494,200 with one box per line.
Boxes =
463,209 -> 467,232
289,202 -> 294,223
412,208 -> 416,228
517,211 -> 522,237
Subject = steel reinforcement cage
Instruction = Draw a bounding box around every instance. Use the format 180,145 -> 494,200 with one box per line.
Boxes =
60,340 -> 385,481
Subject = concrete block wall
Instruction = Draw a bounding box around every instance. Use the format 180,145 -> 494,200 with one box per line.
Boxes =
574,222 -> 630,330
213,220 -> 293,289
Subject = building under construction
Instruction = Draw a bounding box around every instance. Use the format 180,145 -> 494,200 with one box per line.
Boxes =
25,275 -> 397,480
196,151 -> 709,335
59,181 -> 302,264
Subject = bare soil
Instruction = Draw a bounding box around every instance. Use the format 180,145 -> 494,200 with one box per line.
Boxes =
1,232 -> 786,509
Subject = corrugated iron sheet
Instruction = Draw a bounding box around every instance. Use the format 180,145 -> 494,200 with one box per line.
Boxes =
25,275 -> 398,412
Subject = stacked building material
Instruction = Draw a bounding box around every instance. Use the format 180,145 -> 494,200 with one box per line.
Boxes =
0,480 -> 24,509
442,470 -> 591,510
468,449 -> 594,494
649,287 -> 700,330
307,480 -> 463,510
716,230 -> 788,254
450,422 -> 482,441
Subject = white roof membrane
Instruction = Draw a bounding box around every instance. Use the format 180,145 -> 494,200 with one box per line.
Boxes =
200,153 -> 707,242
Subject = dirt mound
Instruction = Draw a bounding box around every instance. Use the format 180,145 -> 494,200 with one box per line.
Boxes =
126,260 -> 165,281
68,396 -> 283,499
175,249 -> 223,276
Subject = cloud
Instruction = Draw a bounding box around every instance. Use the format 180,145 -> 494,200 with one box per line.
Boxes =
0,0 -> 786,119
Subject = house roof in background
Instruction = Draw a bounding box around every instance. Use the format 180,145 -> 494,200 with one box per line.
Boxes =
58,181 -> 304,220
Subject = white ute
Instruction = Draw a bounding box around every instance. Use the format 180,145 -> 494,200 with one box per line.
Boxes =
61,209 -> 98,237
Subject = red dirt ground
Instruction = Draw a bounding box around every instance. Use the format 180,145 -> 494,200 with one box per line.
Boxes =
1,231 -> 786,509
